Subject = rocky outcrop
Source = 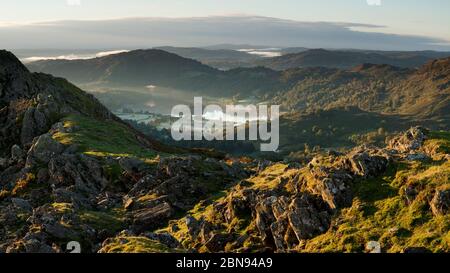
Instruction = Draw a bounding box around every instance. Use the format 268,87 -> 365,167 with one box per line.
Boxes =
166,128 -> 435,253
252,193 -> 332,251
131,202 -> 174,233
123,156 -> 250,233
303,146 -> 390,209
343,146 -> 390,178
0,50 -> 114,156
305,165 -> 353,209
388,127 -> 428,153
26,134 -> 64,165
21,95 -> 57,146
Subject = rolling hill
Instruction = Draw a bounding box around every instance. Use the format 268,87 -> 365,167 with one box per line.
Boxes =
27,49 -> 288,97
154,46 -> 259,69
25,49 -> 450,131
257,49 -> 450,70
27,49 -> 218,88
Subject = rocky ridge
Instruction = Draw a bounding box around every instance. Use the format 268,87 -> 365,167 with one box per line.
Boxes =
138,127 -> 449,253
0,50 -> 250,252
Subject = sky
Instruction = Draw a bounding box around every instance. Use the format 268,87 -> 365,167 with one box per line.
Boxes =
0,0 -> 449,50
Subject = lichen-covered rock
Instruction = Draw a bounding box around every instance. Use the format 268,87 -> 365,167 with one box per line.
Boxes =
131,202 -> 174,233
286,193 -> 332,241
306,166 -> 353,209
47,154 -> 110,205
430,188 -> 450,216
254,196 -> 278,245
224,188 -> 256,224
303,146 -> 389,209
252,193 -> 332,252
343,147 -> 390,178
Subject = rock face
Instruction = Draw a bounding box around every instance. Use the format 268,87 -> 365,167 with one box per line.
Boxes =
0,50 -> 112,157
251,193 -> 332,251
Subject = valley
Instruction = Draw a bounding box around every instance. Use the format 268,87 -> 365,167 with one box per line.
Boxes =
25,48 -> 450,157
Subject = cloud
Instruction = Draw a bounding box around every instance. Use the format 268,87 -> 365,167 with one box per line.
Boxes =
20,50 -> 129,63
1,16 -> 449,51
238,49 -> 282,58
94,50 -> 129,57
66,0 -> 81,6
366,0 -> 382,6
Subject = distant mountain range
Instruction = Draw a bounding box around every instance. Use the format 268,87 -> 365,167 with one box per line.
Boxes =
26,49 -> 287,97
159,47 -> 450,70
26,48 -> 450,121
27,46 -> 450,73
256,49 -> 450,70
153,46 -> 259,70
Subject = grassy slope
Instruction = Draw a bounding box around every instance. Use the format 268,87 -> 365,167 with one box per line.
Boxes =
99,237 -> 177,253
52,114 -> 158,159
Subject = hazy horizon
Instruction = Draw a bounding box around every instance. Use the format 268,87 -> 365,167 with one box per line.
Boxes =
1,0 -> 450,51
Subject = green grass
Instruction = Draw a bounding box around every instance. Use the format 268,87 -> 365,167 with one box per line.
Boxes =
52,114 -> 157,159
54,78 -> 106,118
426,131 -> 450,154
51,202 -> 126,236
103,162 -> 124,182
99,237 -> 177,253
352,164 -> 402,203
79,209 -> 126,232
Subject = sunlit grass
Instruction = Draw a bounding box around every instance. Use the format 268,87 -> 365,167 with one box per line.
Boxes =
52,114 -> 157,159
